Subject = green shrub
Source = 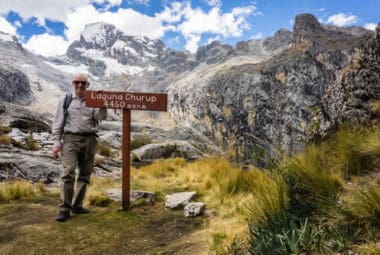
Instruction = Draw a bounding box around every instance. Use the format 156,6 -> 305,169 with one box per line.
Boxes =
87,194 -> 112,207
97,142 -> 112,157
370,100 -> 380,115
249,216 -> 326,255
283,144 -> 343,217
130,135 -> 152,150
361,128 -> 380,160
25,132 -> 39,150
327,127 -> 374,178
354,242 -> 380,255
0,181 -> 35,203
0,125 -> 11,135
207,160 -> 276,197
246,176 -> 289,225
0,134 -> 11,145
247,125 -> 380,255
12,132 -> 40,150
140,158 -> 186,178
345,184 -> 380,227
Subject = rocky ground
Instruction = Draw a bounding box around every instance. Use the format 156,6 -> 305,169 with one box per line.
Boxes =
0,101 -> 221,182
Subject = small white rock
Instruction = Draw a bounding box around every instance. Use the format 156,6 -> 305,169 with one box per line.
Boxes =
184,202 -> 205,217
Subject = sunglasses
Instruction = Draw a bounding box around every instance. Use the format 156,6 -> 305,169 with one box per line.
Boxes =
72,80 -> 88,86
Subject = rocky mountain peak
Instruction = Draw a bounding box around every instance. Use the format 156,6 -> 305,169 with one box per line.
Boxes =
0,32 -> 23,50
292,13 -> 324,46
293,13 -> 324,34
263,28 -> 292,50
66,21 -> 167,77
195,41 -> 235,64
79,22 -> 121,50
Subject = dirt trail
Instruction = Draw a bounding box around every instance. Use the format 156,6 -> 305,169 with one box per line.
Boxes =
0,196 -> 208,255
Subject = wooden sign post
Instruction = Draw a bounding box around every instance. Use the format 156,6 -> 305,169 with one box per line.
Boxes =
85,90 -> 168,210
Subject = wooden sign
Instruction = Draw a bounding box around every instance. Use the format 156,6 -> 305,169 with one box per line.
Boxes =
85,90 -> 168,210
85,90 -> 167,111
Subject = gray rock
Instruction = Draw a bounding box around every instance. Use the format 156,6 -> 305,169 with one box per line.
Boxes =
0,64 -> 31,105
165,191 -> 196,209
8,128 -> 28,143
0,145 -> 61,182
104,188 -> 155,204
98,131 -> 122,149
132,141 -> 203,163
196,41 -> 236,65
184,202 -> 205,217
0,102 -> 52,133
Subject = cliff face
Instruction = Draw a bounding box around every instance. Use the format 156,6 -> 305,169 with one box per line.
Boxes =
168,14 -> 379,162
0,65 -> 31,105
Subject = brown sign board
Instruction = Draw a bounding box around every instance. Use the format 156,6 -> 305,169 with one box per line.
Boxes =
85,90 -> 167,111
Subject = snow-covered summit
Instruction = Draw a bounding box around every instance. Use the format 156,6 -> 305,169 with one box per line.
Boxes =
80,22 -> 120,48
63,22 -> 167,78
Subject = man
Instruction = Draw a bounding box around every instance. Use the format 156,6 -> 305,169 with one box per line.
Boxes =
52,73 -> 107,222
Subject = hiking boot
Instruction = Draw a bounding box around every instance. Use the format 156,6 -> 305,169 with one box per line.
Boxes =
55,210 -> 70,222
71,206 -> 90,214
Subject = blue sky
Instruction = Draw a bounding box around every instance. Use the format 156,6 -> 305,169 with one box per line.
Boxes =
0,0 -> 378,56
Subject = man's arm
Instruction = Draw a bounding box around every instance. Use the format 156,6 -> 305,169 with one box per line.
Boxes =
52,97 -> 65,149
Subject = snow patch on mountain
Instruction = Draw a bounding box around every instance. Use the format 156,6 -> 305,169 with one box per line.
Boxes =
0,32 -> 16,43
44,61 -> 89,75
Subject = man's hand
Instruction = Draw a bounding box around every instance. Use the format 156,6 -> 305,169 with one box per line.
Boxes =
53,146 -> 61,158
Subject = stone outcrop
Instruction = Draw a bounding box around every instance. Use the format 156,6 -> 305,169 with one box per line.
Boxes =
0,65 -> 31,105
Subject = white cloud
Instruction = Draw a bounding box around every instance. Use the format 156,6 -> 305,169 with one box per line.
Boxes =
364,22 -> 377,31
158,2 -> 189,23
4,0 -> 259,55
0,17 -> 17,35
127,0 -> 150,6
250,32 -> 263,40
104,0 -> 122,5
65,5 -> 166,42
169,2 -> 258,52
326,13 -> 358,27
185,34 -> 201,52
0,0 -> 122,27
203,0 -> 222,8
14,20 -> 22,28
168,35 -> 180,45
24,33 -> 69,56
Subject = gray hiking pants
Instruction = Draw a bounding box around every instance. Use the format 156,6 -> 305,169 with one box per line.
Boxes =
59,134 -> 97,211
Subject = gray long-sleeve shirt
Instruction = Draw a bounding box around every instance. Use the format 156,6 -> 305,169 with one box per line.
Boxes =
52,93 -> 107,147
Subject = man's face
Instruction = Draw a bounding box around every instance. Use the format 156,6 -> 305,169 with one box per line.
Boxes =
72,76 -> 89,98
